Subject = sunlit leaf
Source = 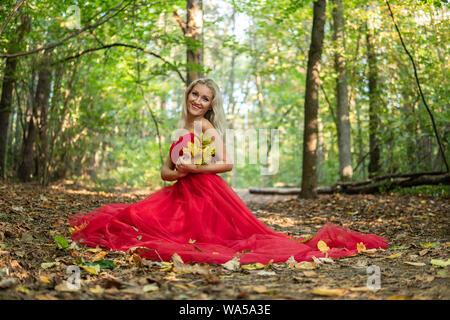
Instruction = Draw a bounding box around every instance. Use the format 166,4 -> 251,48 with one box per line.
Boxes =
317,240 -> 330,252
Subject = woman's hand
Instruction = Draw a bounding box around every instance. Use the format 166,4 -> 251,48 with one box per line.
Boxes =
175,161 -> 199,174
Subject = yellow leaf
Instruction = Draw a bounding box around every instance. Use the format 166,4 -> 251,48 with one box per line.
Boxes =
92,251 -> 107,262
16,286 -> 29,294
89,285 -> 105,294
317,240 -> 330,252
159,262 -> 173,272
39,276 -> 50,284
81,264 -> 100,275
387,295 -> 408,300
386,253 -> 403,259
430,258 -> 450,267
241,263 -> 265,270
357,242 -> 367,253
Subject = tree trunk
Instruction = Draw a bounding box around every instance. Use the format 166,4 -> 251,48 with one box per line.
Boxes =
0,15 -> 30,179
36,55 -> 52,186
18,53 -> 52,182
332,0 -> 353,181
186,0 -> 203,86
366,23 -> 381,178
299,0 -> 327,199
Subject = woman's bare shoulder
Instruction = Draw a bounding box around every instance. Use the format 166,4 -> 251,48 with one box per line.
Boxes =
201,118 -> 215,131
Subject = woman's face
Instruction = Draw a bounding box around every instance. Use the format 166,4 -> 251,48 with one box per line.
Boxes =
187,84 -> 213,118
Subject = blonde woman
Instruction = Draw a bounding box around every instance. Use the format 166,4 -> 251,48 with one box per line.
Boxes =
68,78 -> 388,265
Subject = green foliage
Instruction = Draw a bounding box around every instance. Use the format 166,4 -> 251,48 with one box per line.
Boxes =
1,0 -> 448,191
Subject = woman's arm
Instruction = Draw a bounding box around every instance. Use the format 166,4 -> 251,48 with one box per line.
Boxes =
175,118 -> 233,174
161,154 -> 187,181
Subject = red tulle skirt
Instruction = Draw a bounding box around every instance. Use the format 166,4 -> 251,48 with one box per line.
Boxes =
68,172 -> 388,264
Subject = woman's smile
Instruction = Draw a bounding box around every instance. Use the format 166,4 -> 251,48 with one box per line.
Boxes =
187,84 -> 213,117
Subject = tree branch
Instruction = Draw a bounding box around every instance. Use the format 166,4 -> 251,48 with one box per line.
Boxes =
0,0 -> 27,37
172,11 -> 186,34
0,0 -> 131,59
55,42 -> 185,83
386,0 -> 449,173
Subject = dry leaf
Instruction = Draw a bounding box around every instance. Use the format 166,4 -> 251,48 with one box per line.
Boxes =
92,251 -> 107,262
294,261 -> 317,270
404,261 -> 426,267
40,262 -> 60,269
89,285 -> 105,294
387,295 -> 408,300
357,242 -> 367,253
222,257 -> 240,271
54,282 -> 79,292
303,271 -> 317,277
311,286 -> 347,297
143,283 -> 159,292
252,285 -> 268,293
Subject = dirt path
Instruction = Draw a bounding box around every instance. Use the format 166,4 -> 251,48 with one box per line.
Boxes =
0,180 -> 449,300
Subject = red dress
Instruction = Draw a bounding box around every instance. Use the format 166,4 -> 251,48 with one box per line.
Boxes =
68,133 -> 388,264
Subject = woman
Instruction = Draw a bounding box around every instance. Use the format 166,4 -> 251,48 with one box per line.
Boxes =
68,78 -> 388,264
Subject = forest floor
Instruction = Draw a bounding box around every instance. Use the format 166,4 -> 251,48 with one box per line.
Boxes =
0,179 -> 449,301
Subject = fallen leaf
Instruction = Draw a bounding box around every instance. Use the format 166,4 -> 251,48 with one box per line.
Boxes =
81,264 -> 100,275
53,236 -> 69,251
386,253 -> 403,259
294,261 -> 318,270
303,271 -> 317,277
391,245 -> 411,250
357,242 -> 367,253
40,262 -> 60,269
387,295 -> 408,300
92,251 -> 108,262
35,294 -> 58,300
420,242 -> 440,249
404,261 -> 426,267
143,283 -> 159,292
317,240 -> 330,252
54,282 -> 79,292
222,257 -> 240,271
89,285 -> 105,294
430,258 -> 450,267
241,263 -> 265,270
255,270 -> 276,276
252,285 -> 268,293
311,287 -> 347,297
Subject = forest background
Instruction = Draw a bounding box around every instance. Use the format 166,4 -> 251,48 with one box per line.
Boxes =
0,0 -> 448,196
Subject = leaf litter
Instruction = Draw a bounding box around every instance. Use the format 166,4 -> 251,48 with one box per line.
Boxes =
0,181 -> 448,300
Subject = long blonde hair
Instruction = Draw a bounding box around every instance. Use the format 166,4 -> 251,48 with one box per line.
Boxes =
177,78 -> 227,141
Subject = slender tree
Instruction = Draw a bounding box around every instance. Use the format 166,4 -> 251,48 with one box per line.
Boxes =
299,0 -> 327,199
0,14 -> 30,178
332,0 -> 352,181
18,52 -> 52,182
366,21 -> 381,178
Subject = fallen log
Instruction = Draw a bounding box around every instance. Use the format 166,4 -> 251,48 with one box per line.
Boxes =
248,172 -> 450,195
